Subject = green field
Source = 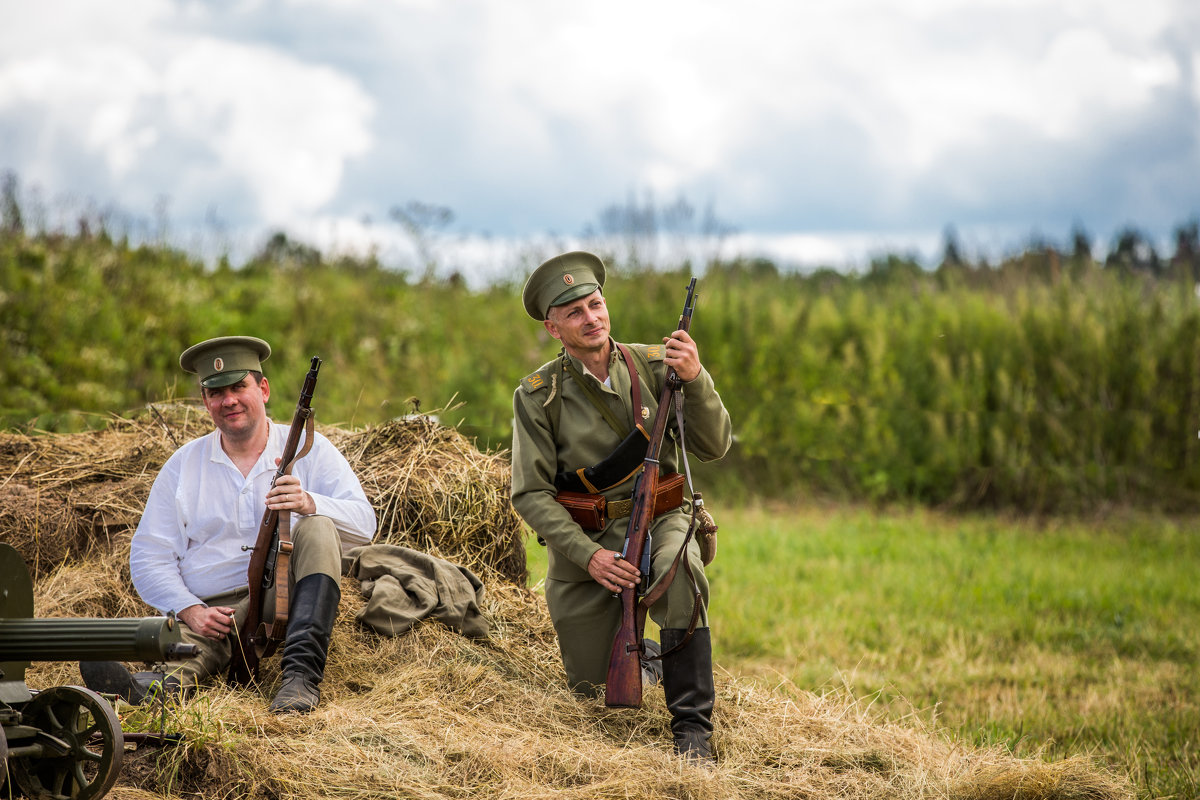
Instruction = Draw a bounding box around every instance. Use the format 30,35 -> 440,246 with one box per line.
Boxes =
525,503 -> 1200,800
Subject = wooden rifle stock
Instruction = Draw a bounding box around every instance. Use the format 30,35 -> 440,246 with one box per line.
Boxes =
228,356 -> 321,685
605,278 -> 696,708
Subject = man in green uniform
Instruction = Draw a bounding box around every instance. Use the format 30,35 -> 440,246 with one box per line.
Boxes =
511,251 -> 732,762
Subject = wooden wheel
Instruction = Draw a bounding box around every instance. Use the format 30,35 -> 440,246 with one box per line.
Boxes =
10,685 -> 123,800
1,719 -> 9,794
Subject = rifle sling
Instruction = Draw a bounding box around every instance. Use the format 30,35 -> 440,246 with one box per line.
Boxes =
638,390 -> 704,659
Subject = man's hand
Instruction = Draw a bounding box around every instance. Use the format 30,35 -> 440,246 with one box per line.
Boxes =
663,329 -> 702,382
587,548 -> 641,593
265,467 -> 317,515
179,604 -> 236,641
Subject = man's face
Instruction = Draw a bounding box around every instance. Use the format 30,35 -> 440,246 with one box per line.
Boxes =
201,375 -> 270,443
544,290 -> 611,356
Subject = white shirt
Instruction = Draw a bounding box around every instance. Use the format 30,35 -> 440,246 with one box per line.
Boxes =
130,421 -> 377,615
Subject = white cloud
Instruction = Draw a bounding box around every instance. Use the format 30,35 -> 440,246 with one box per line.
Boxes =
162,38 -> 374,221
0,0 -> 1196,269
0,3 -> 373,223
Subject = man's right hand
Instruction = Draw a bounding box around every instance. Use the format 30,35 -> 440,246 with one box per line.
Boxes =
179,604 -> 237,641
587,548 -> 641,593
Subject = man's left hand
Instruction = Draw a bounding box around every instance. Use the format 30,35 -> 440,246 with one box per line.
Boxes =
266,469 -> 316,515
663,329 -> 702,382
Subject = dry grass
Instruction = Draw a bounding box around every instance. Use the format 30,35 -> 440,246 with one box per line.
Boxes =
3,407 -> 1132,800
0,401 -> 524,585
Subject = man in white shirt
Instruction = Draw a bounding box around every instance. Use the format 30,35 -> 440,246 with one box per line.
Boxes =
82,336 -> 376,714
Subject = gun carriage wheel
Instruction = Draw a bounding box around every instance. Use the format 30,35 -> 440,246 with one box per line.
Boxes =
1,718 -> 9,793
8,685 -> 123,800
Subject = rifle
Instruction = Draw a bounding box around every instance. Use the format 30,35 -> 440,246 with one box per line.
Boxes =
605,278 -> 697,708
228,356 -> 321,685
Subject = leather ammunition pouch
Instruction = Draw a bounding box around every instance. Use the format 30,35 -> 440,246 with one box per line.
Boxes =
555,472 -> 686,532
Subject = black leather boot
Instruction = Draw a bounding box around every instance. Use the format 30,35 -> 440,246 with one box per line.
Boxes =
660,627 -> 716,765
269,573 -> 340,714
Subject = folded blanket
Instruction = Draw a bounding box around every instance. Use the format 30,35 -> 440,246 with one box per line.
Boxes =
342,544 -> 489,640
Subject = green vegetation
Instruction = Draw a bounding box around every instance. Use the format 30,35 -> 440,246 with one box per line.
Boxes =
5,219 -> 1200,512
526,504 -> 1200,800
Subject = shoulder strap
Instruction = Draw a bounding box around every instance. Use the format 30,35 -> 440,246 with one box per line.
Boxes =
627,343 -> 662,397
520,357 -> 564,439
614,343 -> 644,427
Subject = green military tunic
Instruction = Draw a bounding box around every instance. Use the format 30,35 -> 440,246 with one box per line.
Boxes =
511,340 -> 732,694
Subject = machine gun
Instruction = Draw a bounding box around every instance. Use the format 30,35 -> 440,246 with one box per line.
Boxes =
0,542 -> 198,800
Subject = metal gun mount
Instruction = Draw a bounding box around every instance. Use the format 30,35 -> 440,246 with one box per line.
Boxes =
0,542 -> 199,800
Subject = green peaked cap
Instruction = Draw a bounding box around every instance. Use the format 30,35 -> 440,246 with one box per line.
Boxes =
521,251 -> 606,320
179,335 -> 272,388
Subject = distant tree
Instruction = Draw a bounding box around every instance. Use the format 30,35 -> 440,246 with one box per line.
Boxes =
582,191 -> 736,272
249,230 -> 322,270
940,224 -> 964,268
1170,219 -> 1200,282
1105,226 -> 1161,276
1069,223 -> 1093,263
586,189 -> 659,270
1,171 -> 22,236
390,201 -> 455,280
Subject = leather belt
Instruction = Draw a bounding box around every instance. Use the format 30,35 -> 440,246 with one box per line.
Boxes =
607,472 -> 687,521
607,497 -> 636,520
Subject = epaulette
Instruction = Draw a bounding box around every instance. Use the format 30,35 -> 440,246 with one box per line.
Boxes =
520,360 -> 558,394
629,342 -> 666,362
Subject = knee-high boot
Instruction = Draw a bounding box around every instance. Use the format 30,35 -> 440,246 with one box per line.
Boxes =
269,573 -> 340,714
660,627 -> 716,764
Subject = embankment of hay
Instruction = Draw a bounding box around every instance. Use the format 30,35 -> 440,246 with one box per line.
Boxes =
7,408 -> 1132,799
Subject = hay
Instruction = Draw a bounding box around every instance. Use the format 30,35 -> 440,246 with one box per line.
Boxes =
324,412 -> 525,585
0,401 -> 525,584
5,407 -> 1133,800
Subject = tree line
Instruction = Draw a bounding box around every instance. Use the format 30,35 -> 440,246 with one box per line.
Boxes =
4,178 -> 1200,512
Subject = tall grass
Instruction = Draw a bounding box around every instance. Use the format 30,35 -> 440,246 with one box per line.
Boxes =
4,228 -> 1200,511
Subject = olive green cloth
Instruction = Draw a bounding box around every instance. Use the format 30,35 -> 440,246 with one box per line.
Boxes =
341,544 -> 489,640
521,251 -> 606,320
512,344 -> 732,581
511,341 -> 732,692
179,335 -> 271,388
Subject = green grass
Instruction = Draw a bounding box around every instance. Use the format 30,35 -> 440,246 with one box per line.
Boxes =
524,502 -> 1200,800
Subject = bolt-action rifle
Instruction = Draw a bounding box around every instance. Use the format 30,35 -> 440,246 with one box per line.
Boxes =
604,278 -> 698,708
228,356 -> 321,685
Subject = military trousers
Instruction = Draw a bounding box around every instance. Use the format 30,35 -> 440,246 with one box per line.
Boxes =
546,510 -> 710,696
166,515 -> 343,687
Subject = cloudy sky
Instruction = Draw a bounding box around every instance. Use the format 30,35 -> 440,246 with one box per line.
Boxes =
2,0 -> 1198,280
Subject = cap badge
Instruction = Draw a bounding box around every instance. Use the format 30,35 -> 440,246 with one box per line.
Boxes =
213,357 -> 224,371
563,274 -> 575,285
